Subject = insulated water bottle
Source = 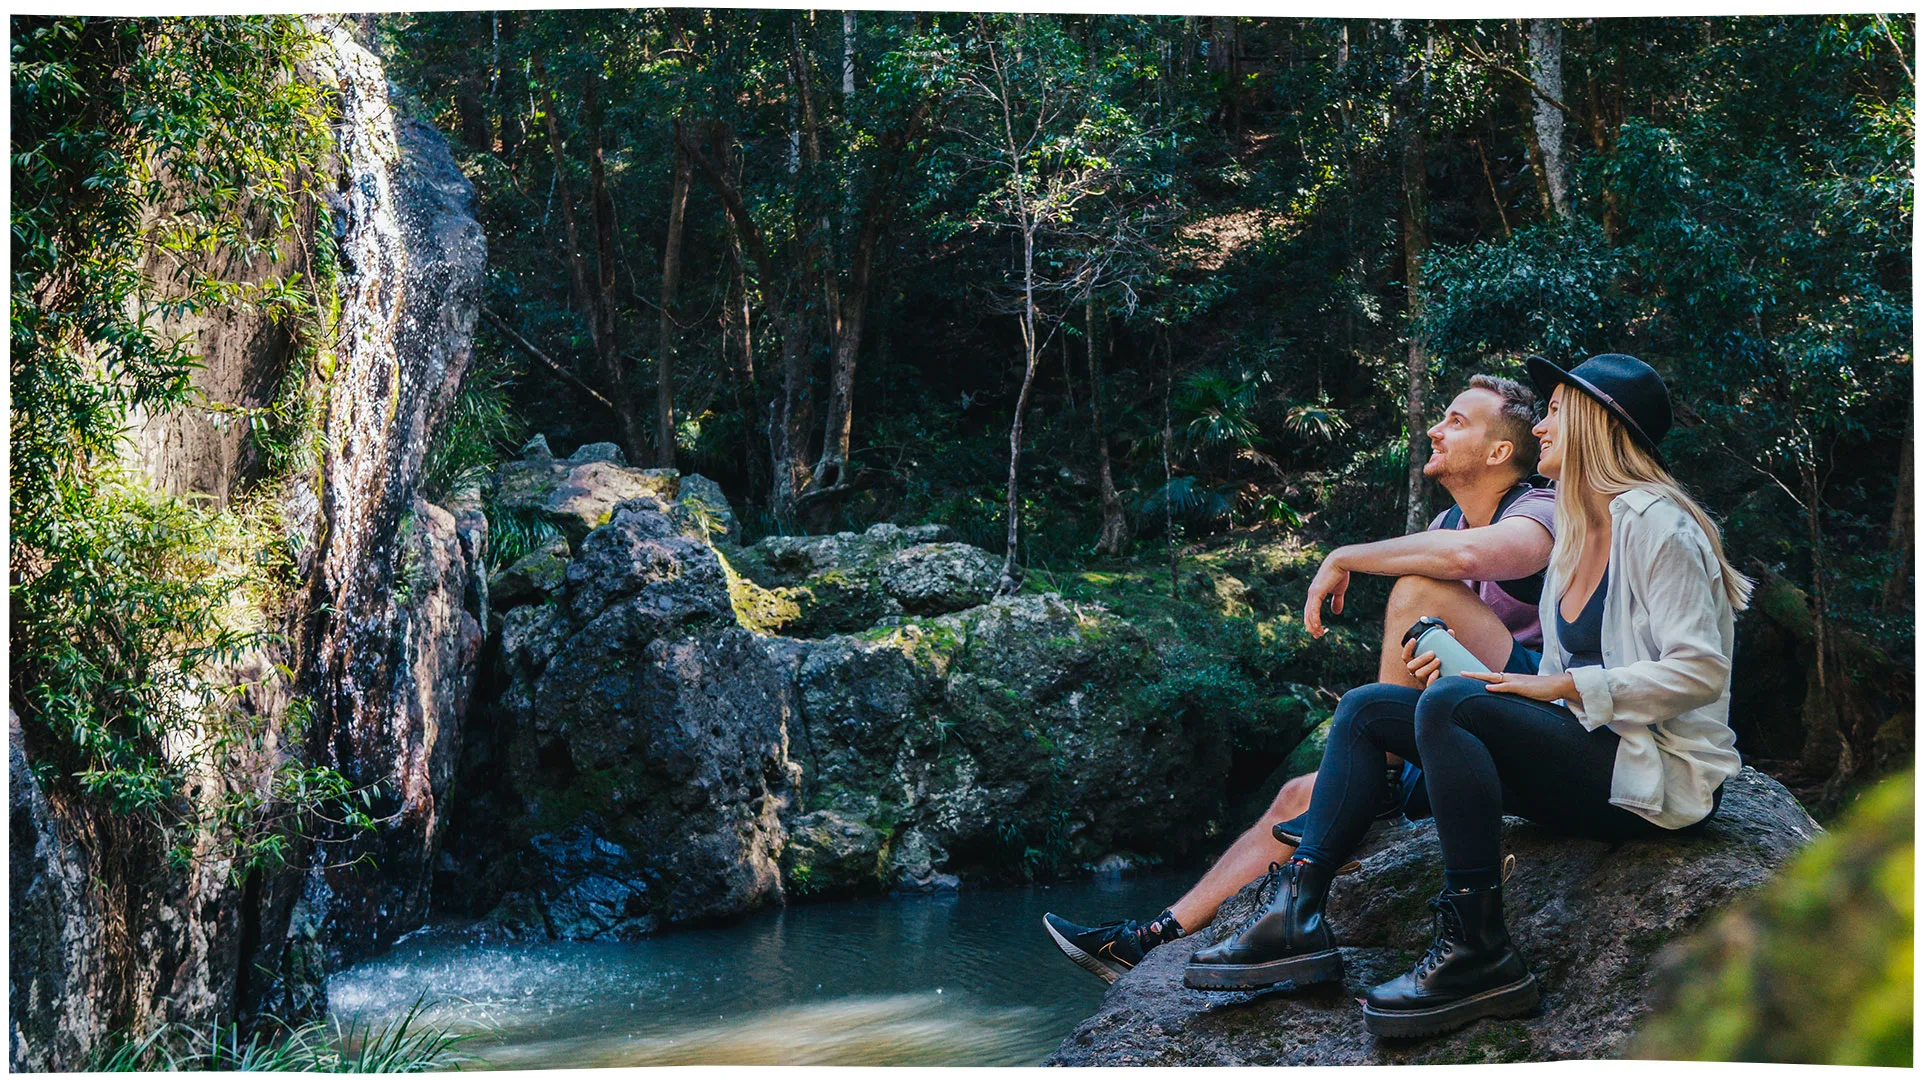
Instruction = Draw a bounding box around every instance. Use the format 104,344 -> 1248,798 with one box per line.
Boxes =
1401,616 -> 1496,678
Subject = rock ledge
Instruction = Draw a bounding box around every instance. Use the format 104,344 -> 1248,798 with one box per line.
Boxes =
1047,767 -> 1820,1066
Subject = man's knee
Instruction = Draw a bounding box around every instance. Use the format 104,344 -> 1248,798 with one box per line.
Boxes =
1386,574 -> 1472,620
1265,772 -> 1314,822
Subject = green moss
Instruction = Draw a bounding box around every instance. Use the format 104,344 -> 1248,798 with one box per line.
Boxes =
525,765 -> 631,831
717,550 -> 801,634
1448,1023 -> 1536,1064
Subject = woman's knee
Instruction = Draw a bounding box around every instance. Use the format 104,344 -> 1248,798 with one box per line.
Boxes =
1331,682 -> 1417,739
1413,675 -> 1487,736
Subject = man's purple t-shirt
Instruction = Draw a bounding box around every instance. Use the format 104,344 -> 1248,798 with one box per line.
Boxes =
1424,486 -> 1557,649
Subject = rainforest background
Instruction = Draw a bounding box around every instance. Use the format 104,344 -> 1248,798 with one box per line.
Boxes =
388,11 -> 1914,808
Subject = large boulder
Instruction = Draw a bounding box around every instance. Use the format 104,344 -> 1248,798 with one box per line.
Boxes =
445,473 -> 1321,939
727,523 -> 980,636
491,454 -> 678,548
1048,767 -> 1821,1065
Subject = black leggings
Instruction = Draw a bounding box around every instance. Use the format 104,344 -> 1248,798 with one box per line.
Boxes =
1295,676 -> 1696,881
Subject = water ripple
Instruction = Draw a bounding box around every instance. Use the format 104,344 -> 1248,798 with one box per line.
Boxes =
329,869 -> 1193,1068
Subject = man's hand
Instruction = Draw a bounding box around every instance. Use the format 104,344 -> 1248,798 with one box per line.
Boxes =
1401,634 -> 1442,687
1462,670 -> 1579,704
1400,630 -> 1487,687
1304,552 -> 1351,638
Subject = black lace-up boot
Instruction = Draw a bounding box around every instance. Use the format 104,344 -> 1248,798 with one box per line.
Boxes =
1361,885 -> 1539,1037
1183,857 -> 1344,990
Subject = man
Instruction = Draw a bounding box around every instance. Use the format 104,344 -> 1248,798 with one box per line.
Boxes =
1042,374 -> 1555,984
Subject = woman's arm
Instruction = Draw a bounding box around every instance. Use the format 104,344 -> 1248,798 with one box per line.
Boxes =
1564,521 -> 1732,731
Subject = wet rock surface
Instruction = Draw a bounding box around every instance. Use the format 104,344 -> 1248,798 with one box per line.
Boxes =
1045,767 -> 1821,1065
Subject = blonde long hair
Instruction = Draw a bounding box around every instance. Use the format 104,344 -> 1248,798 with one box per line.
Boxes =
1553,389 -> 1753,611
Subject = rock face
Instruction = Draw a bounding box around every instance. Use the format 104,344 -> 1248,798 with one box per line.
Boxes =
279,20 -> 487,972
9,21 -> 487,1069
11,715 -> 113,1072
1046,767 -> 1822,1065
441,452 -> 1294,938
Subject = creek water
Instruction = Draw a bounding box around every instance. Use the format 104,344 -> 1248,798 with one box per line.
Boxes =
328,868 -> 1197,1068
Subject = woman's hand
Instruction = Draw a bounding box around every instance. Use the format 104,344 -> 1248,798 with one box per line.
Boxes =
1461,670 -> 1580,704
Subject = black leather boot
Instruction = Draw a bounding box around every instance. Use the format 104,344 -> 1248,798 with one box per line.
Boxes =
1361,884 -> 1539,1037
1183,858 -> 1344,990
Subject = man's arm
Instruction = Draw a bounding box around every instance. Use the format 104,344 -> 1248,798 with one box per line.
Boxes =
1303,517 -> 1552,637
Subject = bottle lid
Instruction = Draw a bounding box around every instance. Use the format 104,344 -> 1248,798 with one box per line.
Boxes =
1400,615 -> 1448,648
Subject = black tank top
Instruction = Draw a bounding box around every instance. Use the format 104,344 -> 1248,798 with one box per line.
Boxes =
1557,565 -> 1609,668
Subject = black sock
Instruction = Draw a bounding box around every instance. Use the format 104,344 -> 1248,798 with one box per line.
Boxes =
1140,908 -> 1184,950
1444,866 -> 1501,892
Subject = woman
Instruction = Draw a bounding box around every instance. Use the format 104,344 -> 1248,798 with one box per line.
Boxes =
1183,353 -> 1750,1039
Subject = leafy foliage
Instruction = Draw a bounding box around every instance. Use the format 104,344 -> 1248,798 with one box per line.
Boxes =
423,344 -> 527,502
1634,770 -> 1913,1065
9,15 -> 361,870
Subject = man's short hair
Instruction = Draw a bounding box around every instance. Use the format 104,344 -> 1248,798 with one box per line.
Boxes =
1468,374 -> 1541,474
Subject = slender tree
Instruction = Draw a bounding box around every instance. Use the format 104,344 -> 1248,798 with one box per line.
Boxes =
656,139 -> 691,468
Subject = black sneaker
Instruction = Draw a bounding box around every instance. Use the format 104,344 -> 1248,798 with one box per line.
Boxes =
1272,763 -> 1424,847
1043,910 -> 1182,985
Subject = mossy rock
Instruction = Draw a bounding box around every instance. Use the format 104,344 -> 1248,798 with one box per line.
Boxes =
491,456 -> 679,546
489,539 -> 570,610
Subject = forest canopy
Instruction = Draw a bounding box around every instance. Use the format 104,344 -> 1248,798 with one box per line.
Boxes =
381,11 -> 1913,794
12,13 -> 1914,817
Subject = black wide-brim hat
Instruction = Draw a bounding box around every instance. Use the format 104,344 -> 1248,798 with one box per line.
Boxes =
1526,353 -> 1672,465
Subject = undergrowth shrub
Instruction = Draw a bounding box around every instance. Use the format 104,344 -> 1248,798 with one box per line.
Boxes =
86,996 -> 473,1072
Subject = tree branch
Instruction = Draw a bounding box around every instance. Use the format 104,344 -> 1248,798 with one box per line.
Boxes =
481,307 -> 618,413
1458,35 -> 1583,125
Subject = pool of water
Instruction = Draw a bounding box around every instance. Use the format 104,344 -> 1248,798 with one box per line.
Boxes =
327,868 -> 1197,1068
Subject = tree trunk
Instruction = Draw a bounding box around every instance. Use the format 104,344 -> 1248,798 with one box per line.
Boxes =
1798,460 -> 1844,778
1001,220 -> 1040,594
1582,24 -> 1624,237
677,115 -> 810,515
1886,424 -> 1913,610
538,65 -> 645,459
724,226 -> 772,502
1087,299 -> 1129,556
586,83 -> 647,460
813,285 -> 865,491
656,141 -> 691,468
775,297 -> 815,515
811,95 -> 932,495
1397,25 -> 1433,534
842,11 -> 856,95
1525,18 -> 1571,218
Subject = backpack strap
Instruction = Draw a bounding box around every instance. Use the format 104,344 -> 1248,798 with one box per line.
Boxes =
1488,477 -> 1550,605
